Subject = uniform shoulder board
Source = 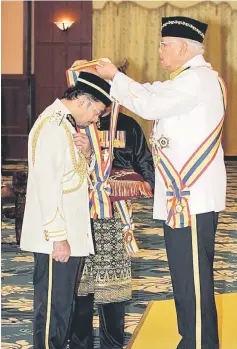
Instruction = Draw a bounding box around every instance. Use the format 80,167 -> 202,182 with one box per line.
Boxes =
49,110 -> 65,126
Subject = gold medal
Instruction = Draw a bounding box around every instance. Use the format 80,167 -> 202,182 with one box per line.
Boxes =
125,231 -> 133,243
158,135 -> 170,149
175,204 -> 183,214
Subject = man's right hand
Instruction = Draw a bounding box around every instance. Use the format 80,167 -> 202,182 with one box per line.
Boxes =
96,60 -> 119,80
52,240 -> 71,263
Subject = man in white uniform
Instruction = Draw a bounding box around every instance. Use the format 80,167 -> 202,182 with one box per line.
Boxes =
21,72 -> 112,349
95,16 -> 226,349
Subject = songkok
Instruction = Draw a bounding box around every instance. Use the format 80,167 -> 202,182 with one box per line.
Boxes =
161,16 -> 208,43
75,71 -> 111,107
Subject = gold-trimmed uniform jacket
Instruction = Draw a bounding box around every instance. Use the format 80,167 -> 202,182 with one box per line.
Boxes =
21,99 -> 95,256
110,55 -> 226,220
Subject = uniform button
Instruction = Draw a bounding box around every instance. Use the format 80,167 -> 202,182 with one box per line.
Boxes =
44,230 -> 49,241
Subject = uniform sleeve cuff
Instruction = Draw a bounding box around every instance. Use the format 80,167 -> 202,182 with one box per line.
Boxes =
44,229 -> 68,242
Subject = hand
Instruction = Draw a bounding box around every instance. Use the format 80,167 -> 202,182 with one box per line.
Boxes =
71,60 -> 88,69
52,240 -> 71,263
73,133 -> 92,159
96,60 -> 119,80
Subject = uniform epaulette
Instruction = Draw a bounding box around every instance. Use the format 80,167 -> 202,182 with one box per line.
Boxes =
48,110 -> 65,126
66,114 -> 77,132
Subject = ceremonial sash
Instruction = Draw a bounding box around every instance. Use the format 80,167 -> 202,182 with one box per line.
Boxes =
151,75 -> 227,229
67,67 -> 118,218
66,64 -> 139,255
79,102 -> 119,219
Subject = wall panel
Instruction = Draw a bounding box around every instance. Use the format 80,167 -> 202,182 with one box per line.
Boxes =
34,1 -> 93,118
1,77 -> 28,160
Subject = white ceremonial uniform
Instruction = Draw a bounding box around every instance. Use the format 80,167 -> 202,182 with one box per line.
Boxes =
110,54 -> 226,219
21,99 -> 94,256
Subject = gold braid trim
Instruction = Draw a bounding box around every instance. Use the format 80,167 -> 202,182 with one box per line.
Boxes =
46,229 -> 66,235
62,170 -> 76,184
191,215 -> 202,349
43,207 -> 65,227
32,117 -> 87,194
61,122 -> 87,194
63,168 -> 74,177
32,117 -> 50,166
45,254 -> 53,349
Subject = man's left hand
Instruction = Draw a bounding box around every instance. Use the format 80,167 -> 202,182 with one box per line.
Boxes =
70,60 -> 88,69
73,133 -> 92,159
96,60 -> 119,80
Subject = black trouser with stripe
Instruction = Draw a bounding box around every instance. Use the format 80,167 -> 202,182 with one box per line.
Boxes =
69,294 -> 125,349
33,253 -> 84,349
164,211 -> 219,349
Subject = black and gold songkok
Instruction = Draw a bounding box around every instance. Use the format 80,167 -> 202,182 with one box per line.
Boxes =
76,71 -> 111,107
161,16 -> 208,43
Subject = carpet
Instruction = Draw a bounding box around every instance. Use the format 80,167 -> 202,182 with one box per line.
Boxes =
1,161 -> 237,348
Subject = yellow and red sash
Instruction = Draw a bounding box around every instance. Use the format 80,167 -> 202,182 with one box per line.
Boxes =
83,101 -> 119,219
67,67 -> 119,218
151,75 -> 227,229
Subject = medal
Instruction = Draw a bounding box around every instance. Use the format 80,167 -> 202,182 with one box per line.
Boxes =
158,135 -> 170,149
175,203 -> 183,214
125,231 -> 133,243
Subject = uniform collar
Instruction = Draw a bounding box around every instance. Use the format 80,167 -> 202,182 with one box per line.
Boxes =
182,54 -> 211,69
170,55 -> 211,80
52,98 -> 71,116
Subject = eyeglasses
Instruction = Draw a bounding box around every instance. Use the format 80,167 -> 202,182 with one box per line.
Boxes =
88,99 -> 105,118
159,40 -> 178,48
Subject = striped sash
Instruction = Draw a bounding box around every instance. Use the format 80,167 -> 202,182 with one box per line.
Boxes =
152,76 -> 227,229
79,102 -> 119,219
67,69 -> 80,87
67,68 -> 119,218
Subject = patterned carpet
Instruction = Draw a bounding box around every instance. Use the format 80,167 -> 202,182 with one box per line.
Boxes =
1,161 -> 237,348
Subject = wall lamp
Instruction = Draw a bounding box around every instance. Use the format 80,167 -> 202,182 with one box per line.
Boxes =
54,20 -> 74,31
